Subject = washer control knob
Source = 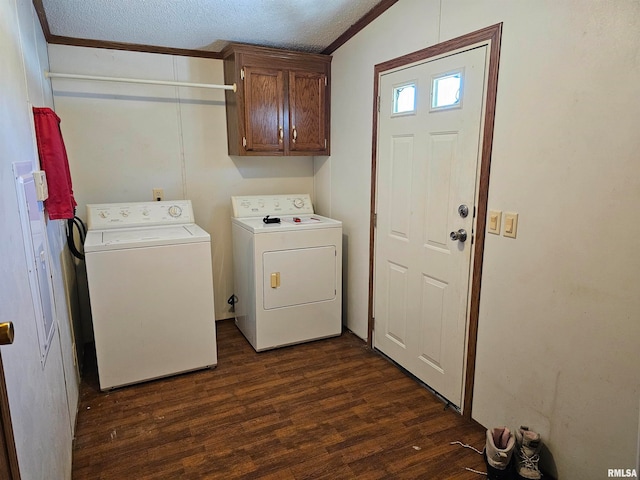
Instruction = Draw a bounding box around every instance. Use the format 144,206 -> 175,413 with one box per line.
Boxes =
168,205 -> 182,218
293,198 -> 304,208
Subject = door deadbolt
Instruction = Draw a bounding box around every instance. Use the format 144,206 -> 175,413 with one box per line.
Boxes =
458,204 -> 469,218
450,229 -> 468,243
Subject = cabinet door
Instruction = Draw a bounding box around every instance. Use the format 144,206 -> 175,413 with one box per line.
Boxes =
289,71 -> 327,153
244,67 -> 285,152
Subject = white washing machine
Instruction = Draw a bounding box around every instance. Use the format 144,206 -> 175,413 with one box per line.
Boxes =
231,194 -> 342,351
84,200 -> 217,390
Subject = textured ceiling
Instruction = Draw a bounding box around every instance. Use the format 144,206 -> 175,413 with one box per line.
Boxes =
39,0 -> 386,53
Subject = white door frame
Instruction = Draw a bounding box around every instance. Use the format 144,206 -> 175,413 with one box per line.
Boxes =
368,24 -> 503,418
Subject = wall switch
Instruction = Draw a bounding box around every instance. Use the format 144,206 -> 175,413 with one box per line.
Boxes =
152,188 -> 164,201
503,212 -> 518,238
488,210 -> 501,235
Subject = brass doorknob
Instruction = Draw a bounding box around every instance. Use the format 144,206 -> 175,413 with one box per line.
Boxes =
0,322 -> 15,345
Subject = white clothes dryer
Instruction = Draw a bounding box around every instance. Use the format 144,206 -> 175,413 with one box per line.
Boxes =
84,200 -> 217,390
231,194 -> 342,351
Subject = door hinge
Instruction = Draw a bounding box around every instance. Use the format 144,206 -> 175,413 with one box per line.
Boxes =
373,213 -> 377,228
473,206 -> 476,218
240,68 -> 245,81
325,76 -> 328,87
325,138 -> 327,149
377,95 -> 381,112
242,136 -> 247,147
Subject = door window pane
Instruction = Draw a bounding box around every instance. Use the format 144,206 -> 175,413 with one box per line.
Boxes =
431,72 -> 462,110
393,84 -> 416,114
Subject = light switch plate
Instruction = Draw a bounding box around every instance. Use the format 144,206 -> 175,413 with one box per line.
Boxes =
488,210 -> 501,235
503,212 -> 518,238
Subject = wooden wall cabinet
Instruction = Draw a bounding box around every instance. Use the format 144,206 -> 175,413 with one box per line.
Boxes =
222,44 -> 331,156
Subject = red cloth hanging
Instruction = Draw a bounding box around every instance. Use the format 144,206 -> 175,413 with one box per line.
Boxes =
32,107 -> 77,220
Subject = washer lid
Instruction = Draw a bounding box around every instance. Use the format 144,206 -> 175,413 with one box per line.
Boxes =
231,214 -> 341,233
84,224 -> 210,252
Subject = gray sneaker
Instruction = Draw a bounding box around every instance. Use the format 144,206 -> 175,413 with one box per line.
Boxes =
514,426 -> 542,479
485,427 -> 515,480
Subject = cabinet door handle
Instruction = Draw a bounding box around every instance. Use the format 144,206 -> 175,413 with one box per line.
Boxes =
0,322 -> 14,345
292,125 -> 297,143
278,126 -> 283,143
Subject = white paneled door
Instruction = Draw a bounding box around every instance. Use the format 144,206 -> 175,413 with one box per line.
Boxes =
374,46 -> 487,408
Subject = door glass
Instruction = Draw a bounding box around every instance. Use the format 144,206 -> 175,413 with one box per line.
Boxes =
393,83 -> 416,114
431,71 -> 462,110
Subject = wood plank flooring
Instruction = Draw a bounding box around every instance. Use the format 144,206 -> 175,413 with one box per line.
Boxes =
72,320 -> 488,479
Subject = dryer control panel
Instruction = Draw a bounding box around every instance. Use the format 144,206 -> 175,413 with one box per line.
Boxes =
231,194 -> 314,218
87,200 -> 195,230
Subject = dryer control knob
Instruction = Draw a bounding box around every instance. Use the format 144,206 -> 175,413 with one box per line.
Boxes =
168,205 -> 182,218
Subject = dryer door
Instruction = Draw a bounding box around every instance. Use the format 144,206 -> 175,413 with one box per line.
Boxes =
263,246 -> 336,310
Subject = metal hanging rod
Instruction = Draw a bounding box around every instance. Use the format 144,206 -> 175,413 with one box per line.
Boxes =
45,71 -> 237,92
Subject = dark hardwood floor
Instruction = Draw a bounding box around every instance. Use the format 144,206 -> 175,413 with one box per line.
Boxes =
72,320 -> 487,479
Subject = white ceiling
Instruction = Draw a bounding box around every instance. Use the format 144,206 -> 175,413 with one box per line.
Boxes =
40,0 -> 385,54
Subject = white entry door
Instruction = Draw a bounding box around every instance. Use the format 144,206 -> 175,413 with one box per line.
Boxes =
374,46 -> 487,408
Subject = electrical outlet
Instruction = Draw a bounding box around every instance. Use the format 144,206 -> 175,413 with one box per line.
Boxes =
152,188 -> 164,201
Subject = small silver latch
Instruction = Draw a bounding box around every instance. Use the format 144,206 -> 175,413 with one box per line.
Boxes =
242,137 -> 247,147
240,68 -> 245,81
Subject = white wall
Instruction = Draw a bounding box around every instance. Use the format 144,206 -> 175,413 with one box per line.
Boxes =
0,0 -> 79,478
48,45 -> 315,326
319,0 -> 640,478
